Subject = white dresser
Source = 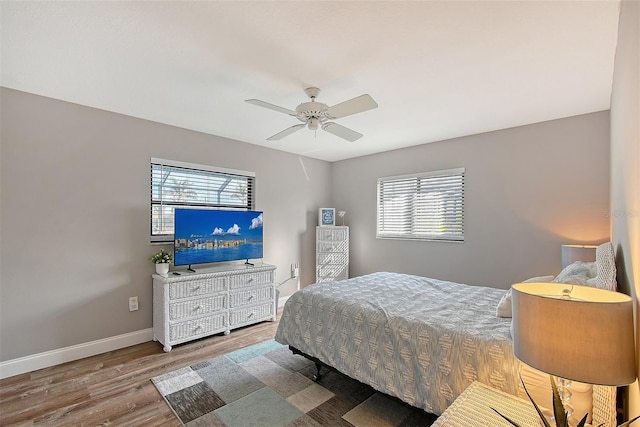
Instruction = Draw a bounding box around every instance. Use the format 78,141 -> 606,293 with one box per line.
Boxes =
153,263 -> 276,352
315,226 -> 349,283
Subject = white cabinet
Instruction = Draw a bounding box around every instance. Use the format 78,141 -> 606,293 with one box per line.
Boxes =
316,226 -> 349,283
153,264 -> 276,352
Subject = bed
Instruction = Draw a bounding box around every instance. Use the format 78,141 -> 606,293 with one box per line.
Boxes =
274,243 -> 618,425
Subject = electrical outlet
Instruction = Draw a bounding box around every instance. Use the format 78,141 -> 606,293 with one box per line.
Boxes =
129,296 -> 139,311
291,263 -> 299,279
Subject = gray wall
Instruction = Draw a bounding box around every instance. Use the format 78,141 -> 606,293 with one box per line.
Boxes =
0,88 -> 331,361
0,88 -> 613,365
610,0 -> 639,417
331,111 -> 610,289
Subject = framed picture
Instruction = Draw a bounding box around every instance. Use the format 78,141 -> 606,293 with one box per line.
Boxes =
319,208 -> 335,226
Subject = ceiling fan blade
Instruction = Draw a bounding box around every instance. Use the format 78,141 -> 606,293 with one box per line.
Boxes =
245,99 -> 297,116
267,124 -> 305,141
326,94 -> 378,119
322,122 -> 363,142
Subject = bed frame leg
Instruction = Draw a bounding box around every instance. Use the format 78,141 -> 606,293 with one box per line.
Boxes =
313,362 -> 323,381
289,346 -> 326,382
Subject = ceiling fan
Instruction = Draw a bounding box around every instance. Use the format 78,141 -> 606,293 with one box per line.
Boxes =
245,87 -> 378,142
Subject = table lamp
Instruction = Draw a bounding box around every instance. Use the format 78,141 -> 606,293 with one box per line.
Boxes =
511,282 -> 636,422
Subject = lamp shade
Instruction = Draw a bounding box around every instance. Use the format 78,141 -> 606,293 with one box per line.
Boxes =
561,244 -> 597,268
511,282 -> 636,386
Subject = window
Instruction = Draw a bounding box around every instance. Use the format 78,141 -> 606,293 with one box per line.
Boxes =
377,168 -> 465,242
150,158 -> 255,242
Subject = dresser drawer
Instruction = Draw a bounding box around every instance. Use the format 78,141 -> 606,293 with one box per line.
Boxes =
317,240 -> 349,253
317,252 -> 349,265
317,227 -> 348,241
317,264 -> 348,282
229,302 -> 273,326
168,277 -> 226,300
169,294 -> 227,321
229,270 -> 274,290
230,285 -> 273,308
169,313 -> 227,341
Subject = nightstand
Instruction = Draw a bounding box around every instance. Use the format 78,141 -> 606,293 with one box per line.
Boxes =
433,381 -> 542,426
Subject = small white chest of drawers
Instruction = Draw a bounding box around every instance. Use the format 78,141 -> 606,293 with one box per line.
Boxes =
316,226 -> 349,283
152,264 -> 277,352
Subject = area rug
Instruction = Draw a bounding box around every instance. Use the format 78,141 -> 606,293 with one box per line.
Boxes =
151,339 -> 438,427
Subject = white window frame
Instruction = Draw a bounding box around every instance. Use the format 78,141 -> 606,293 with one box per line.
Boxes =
150,158 -> 255,243
376,167 -> 465,242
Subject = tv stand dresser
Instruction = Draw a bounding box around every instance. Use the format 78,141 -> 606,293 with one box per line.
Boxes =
152,263 -> 277,352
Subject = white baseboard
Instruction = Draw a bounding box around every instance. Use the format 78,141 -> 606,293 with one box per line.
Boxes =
1,294 -> 288,379
0,328 -> 153,380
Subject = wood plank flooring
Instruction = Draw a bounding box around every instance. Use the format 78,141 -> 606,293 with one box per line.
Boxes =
0,315 -> 280,426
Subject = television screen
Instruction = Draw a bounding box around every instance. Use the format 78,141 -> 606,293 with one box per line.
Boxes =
174,209 -> 264,266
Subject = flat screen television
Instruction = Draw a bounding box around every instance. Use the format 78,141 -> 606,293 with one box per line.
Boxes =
174,209 -> 264,268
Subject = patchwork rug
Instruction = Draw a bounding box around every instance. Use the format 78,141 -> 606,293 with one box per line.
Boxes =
152,339 -> 438,427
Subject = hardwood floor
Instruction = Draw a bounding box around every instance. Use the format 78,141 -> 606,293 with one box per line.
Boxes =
0,315 -> 280,426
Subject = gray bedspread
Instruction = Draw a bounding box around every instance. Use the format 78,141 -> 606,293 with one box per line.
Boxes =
274,271 -> 520,415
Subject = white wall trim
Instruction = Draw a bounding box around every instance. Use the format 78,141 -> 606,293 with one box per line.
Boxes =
0,328 -> 153,379
2,295 -> 292,379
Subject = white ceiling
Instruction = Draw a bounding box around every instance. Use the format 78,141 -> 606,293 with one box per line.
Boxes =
1,1 -> 621,162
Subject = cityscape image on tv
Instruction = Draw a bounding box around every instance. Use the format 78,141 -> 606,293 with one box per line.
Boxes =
174,209 -> 263,266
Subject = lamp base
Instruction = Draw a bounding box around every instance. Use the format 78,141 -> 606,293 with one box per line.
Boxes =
555,376 -> 574,418
539,377 -> 576,426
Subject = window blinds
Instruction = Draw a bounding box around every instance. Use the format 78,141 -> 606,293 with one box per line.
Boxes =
150,158 -> 255,242
377,168 -> 465,242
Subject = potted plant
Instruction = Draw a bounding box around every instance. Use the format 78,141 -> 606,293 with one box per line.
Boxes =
150,249 -> 173,277
493,375 -> 639,427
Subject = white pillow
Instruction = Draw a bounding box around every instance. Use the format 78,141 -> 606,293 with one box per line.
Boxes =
523,275 -> 556,283
554,275 -> 589,286
495,275 -> 555,318
553,244 -> 617,291
553,261 -> 596,283
496,292 -> 512,318
551,261 -> 597,288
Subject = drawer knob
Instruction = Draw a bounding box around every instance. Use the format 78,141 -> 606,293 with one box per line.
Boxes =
248,312 -> 254,318
247,295 -> 254,301
194,325 -> 202,331
194,305 -> 201,311
192,285 -> 201,291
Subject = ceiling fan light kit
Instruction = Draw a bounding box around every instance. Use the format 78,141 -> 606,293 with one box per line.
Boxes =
307,117 -> 320,131
246,87 -> 378,142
